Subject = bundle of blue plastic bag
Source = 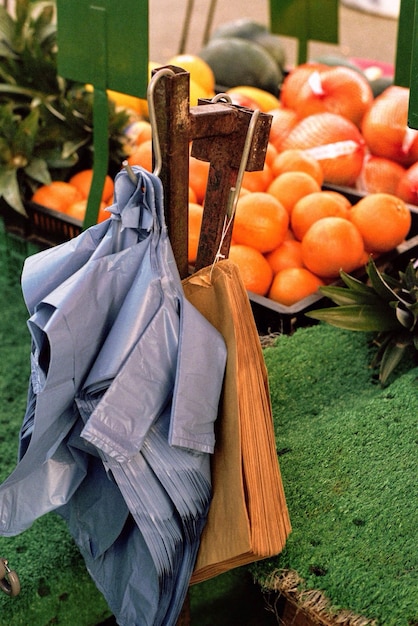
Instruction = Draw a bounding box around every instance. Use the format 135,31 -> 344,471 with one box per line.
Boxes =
0,166 -> 227,625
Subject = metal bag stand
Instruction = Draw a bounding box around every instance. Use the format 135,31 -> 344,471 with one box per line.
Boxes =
151,65 -> 272,279
149,66 -> 271,625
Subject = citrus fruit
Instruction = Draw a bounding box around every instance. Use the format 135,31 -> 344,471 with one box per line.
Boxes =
301,216 -> 365,278
127,139 -> 153,171
320,190 -> 352,211
280,62 -> 328,109
167,54 -> 215,93
361,86 -> 418,167
395,161 -> 418,205
232,191 -> 289,253
349,193 -> 411,253
265,239 -> 304,273
281,112 -> 366,187
228,244 -> 273,295
360,155 -> 406,195
69,169 -> 114,203
290,191 -> 350,241
267,171 -> 321,215
226,86 -> 280,112
32,181 -> 83,212
268,107 -> 299,152
188,202 -> 204,264
107,89 -> 144,114
271,148 -> 324,185
188,186 -> 197,203
189,156 -> 210,204
241,163 -> 274,192
265,142 -> 278,168
268,267 -> 324,306
292,65 -> 373,127
65,199 -> 109,223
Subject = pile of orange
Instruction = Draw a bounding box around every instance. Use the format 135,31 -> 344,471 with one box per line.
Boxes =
31,169 -> 114,223
125,118 -> 412,306
186,147 -> 411,306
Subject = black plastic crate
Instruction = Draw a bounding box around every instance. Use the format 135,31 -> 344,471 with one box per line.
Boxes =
26,201 -> 83,246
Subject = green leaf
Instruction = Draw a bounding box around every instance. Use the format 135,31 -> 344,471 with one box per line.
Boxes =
306,304 -> 402,332
394,303 -> 416,329
339,269 -> 377,294
13,107 -> 39,157
379,339 -> 411,386
319,284 -> 382,306
0,168 -> 26,215
366,258 -> 411,307
24,156 -> 51,185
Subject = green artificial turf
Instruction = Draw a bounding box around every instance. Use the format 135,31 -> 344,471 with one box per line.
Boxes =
1,223 -> 417,625
252,325 -> 418,626
0,241 -> 113,625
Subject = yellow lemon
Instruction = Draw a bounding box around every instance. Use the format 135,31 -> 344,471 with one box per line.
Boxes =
227,86 -> 280,112
167,53 -> 216,93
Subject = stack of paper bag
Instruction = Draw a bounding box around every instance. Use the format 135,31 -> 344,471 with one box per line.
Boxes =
183,259 -> 291,584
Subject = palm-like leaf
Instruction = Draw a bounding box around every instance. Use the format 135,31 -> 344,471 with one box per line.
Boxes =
0,0 -> 129,214
306,257 -> 418,385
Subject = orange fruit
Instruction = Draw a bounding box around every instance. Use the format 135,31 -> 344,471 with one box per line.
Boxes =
127,139 -> 153,171
268,106 -> 299,152
395,161 -> 418,205
188,186 -> 197,203
69,169 -> 114,203
97,204 -> 112,223
265,239 -> 304,273
32,181 -> 83,212
361,86 -> 418,167
228,244 -> 273,296
292,65 -> 373,127
188,202 -> 204,264
241,163 -> 274,193
281,112 -> 366,187
359,155 -> 406,196
65,199 -> 109,223
349,193 -> 411,253
267,171 -> 321,215
320,190 -> 352,211
290,191 -> 350,241
232,191 -> 289,253
280,62 -> 328,110
265,142 -> 279,168
301,216 -> 365,278
271,148 -> 324,186
189,156 -> 210,204
268,267 -> 324,306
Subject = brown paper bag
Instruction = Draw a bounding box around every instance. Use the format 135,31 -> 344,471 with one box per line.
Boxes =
183,259 -> 291,584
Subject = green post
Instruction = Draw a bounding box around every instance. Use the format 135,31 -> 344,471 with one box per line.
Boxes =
269,0 -> 339,65
395,0 -> 415,88
56,0 -> 149,228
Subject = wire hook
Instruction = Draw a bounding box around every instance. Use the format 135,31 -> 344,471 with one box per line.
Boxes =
147,67 -> 176,177
226,108 -> 261,219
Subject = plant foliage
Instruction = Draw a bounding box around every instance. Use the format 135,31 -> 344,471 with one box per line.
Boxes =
0,0 -> 129,215
306,257 -> 418,385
